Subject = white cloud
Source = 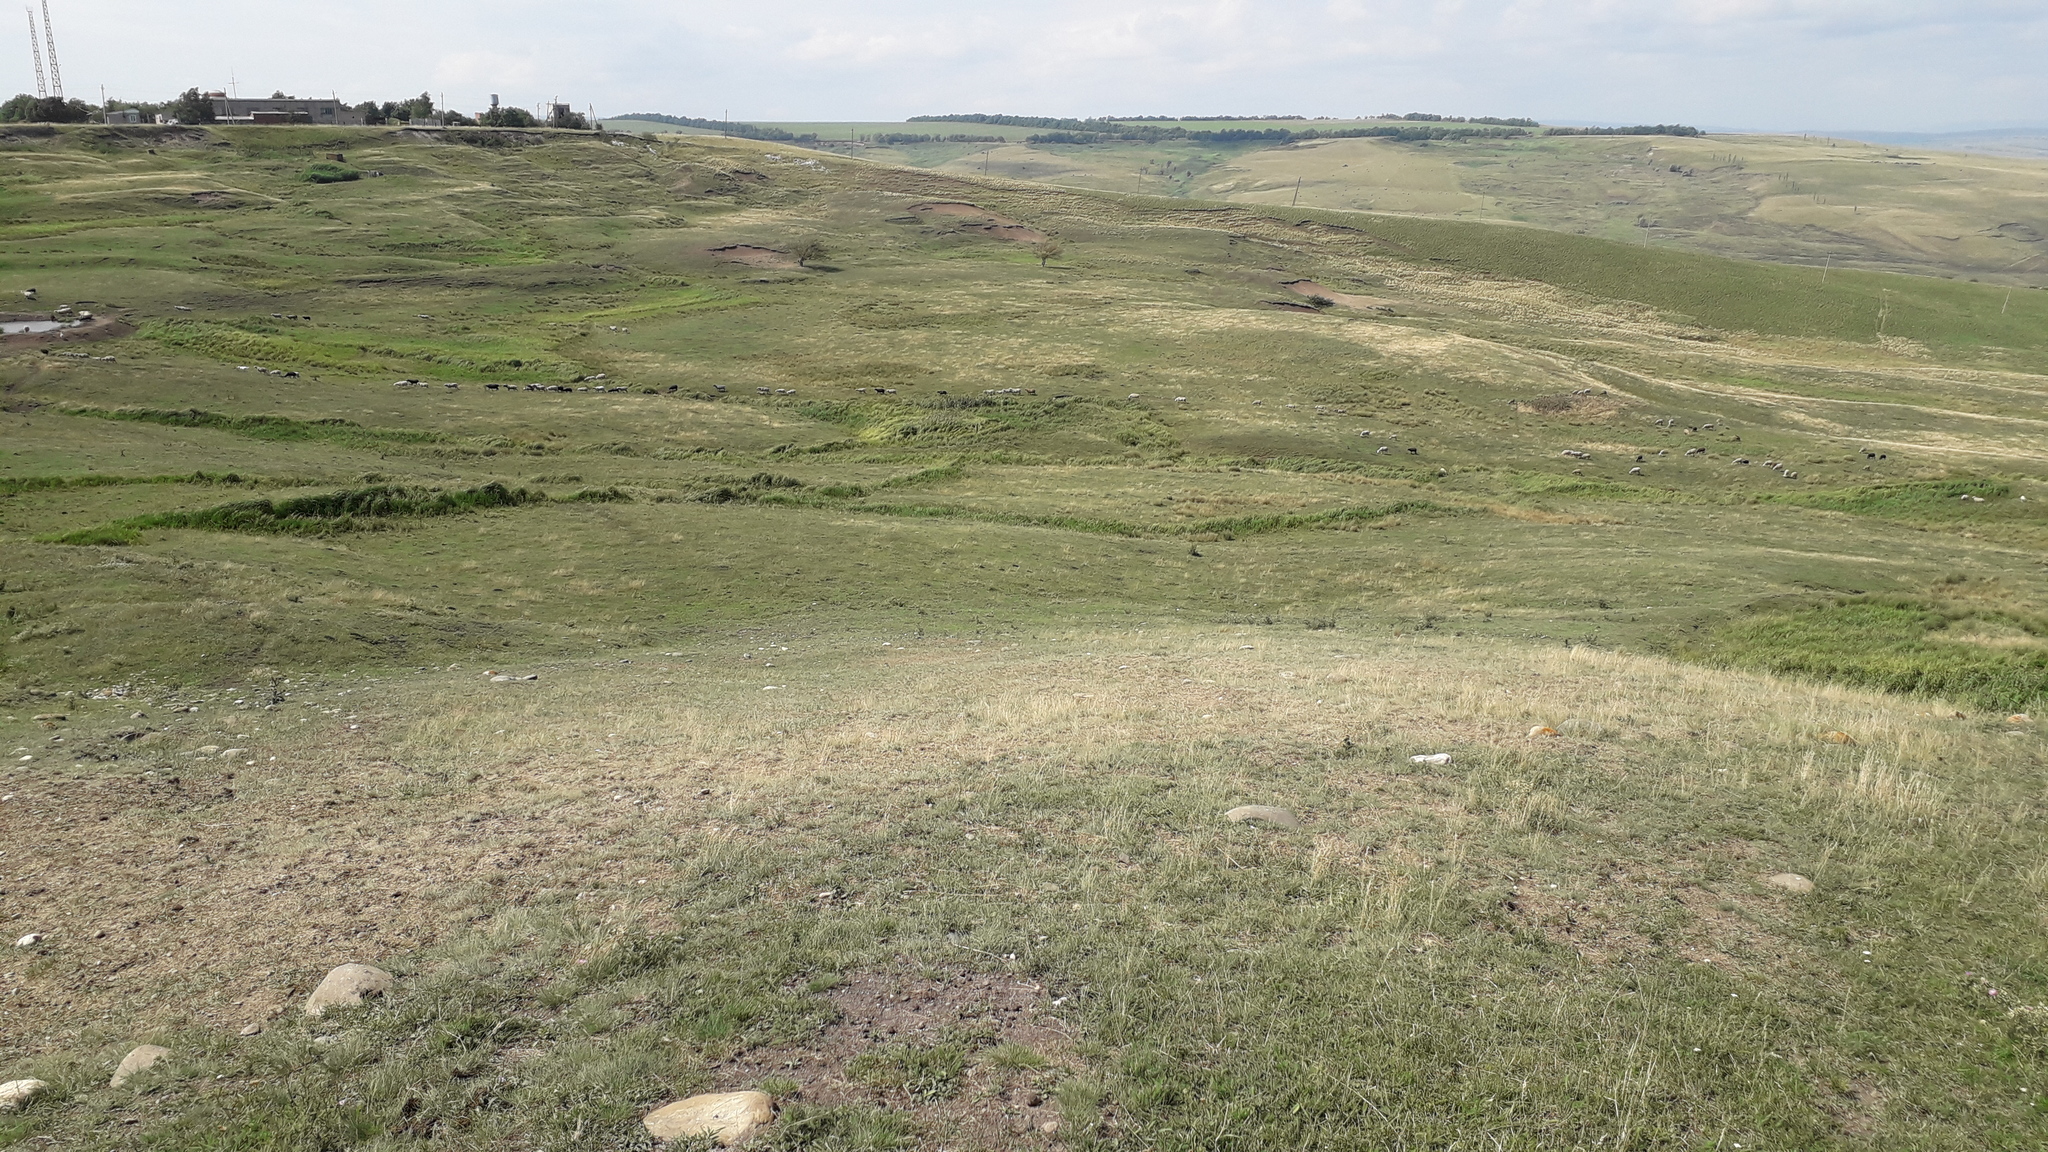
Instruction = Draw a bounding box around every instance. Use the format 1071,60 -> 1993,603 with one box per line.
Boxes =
34,0 -> 2048,131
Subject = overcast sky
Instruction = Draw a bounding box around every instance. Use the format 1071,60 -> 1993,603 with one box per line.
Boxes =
42,1 -> 2047,133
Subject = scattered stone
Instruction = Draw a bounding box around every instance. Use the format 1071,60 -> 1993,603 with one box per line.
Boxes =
239,1022 -> 264,1037
196,744 -> 220,754
1039,1120 -> 1060,1134
1527,725 -> 1559,737
1764,873 -> 1815,894
643,1090 -> 774,1146
15,933 -> 43,948
1225,805 -> 1301,829
110,1044 -> 170,1088
31,713 -> 65,722
1820,731 -> 1854,745
0,1079 -> 47,1111
304,963 -> 394,1017
1411,753 -> 1452,765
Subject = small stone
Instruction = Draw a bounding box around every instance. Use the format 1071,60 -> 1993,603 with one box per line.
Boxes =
643,1091 -> 774,1146
1527,725 -> 1559,737
2011,714 -> 2032,724
196,744 -> 220,754
1039,1119 -> 1060,1134
1820,731 -> 1854,745
1225,804 -> 1301,829
239,1022 -> 264,1037
16,933 -> 44,948
304,963 -> 394,1017
1764,873 -> 1814,894
111,1044 -> 170,1087
1411,753 -> 1452,765
0,1079 -> 47,1111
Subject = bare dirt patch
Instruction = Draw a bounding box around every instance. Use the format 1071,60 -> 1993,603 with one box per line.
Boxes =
2,314 -> 133,350
716,966 -> 1073,1146
708,244 -> 800,269
1283,280 -> 1397,311
908,201 -> 1047,243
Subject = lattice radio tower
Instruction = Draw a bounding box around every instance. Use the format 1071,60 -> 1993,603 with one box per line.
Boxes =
24,6 -> 45,98
38,0 -> 60,98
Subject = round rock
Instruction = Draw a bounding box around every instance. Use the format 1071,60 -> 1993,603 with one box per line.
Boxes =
643,1091 -> 774,1146
111,1044 -> 170,1088
304,963 -> 394,1017
0,1079 -> 48,1112
1763,872 -> 1815,894
1225,805 -> 1301,829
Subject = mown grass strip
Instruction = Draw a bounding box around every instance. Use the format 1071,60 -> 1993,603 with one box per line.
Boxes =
753,491 -> 1458,540
0,470 -> 276,496
1180,500 -> 1459,538
61,406 -> 448,449
40,483 -> 545,544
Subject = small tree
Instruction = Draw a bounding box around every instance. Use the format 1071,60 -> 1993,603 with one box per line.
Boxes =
168,88 -> 216,124
791,238 -> 828,268
480,106 -> 537,128
1031,238 -> 1063,267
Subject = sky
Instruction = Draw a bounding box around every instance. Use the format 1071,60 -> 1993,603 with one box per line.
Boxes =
36,1 -> 2048,133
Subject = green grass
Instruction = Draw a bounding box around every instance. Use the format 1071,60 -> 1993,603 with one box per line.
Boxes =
1681,597 -> 2048,712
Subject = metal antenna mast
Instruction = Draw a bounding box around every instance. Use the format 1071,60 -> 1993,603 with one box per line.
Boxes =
24,7 -> 45,99
38,0 -> 59,97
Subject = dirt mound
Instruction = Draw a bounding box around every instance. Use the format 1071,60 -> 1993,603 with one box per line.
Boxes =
1283,280 -> 1396,311
708,244 -> 799,269
714,966 -> 1072,1143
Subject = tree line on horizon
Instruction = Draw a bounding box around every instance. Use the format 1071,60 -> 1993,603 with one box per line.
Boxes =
0,89 -> 587,129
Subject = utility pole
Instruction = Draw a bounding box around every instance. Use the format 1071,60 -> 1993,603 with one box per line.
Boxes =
1291,176 -> 1301,207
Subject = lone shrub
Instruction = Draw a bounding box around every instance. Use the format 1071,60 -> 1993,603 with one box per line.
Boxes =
304,162 -> 361,184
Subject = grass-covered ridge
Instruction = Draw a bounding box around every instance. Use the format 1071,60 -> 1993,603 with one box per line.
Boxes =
64,406 -> 449,448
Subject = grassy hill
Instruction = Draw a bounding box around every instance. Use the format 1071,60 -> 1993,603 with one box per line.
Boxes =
634,119 -> 2048,284
1,123 -> 2047,1150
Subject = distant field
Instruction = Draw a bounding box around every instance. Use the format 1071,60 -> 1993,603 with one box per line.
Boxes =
1,124 -> 2046,1151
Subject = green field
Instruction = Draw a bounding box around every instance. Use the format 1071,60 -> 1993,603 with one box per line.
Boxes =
2,123 -> 2047,1150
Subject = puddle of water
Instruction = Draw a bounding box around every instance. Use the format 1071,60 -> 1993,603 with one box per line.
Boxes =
0,320 -> 68,335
